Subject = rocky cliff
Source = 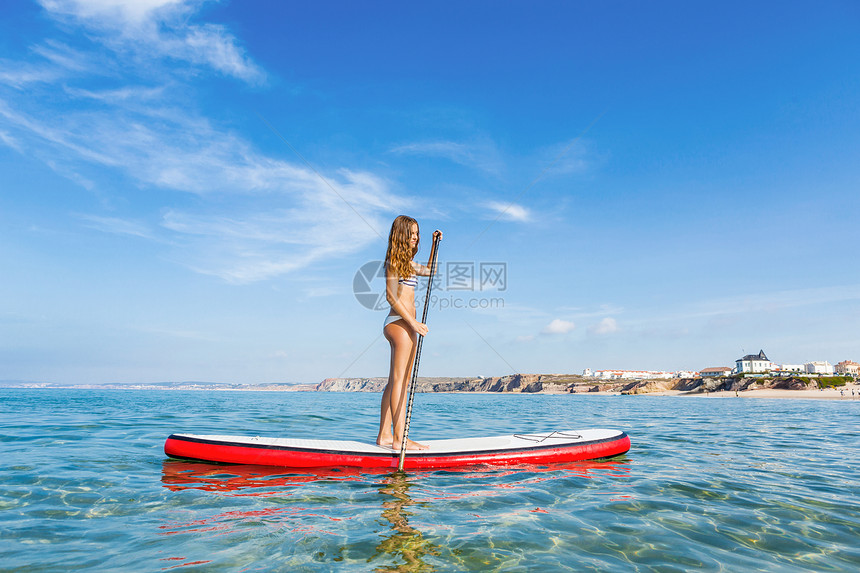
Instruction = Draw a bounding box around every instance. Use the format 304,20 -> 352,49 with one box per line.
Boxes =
313,374 -> 824,395
674,376 -> 819,393
314,373 -> 577,393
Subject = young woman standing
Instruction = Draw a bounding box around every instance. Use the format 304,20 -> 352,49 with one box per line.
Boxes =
376,215 -> 441,451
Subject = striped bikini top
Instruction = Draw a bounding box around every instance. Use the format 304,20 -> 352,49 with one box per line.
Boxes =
398,275 -> 418,289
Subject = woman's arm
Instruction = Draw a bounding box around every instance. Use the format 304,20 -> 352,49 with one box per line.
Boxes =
385,270 -> 427,335
414,230 -> 442,276
412,261 -> 430,276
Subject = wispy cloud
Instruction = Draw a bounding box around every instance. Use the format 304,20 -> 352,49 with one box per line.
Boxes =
485,200 -> 531,222
38,0 -> 265,83
390,138 -> 503,175
0,129 -> 21,151
3,89 -> 404,280
0,0 -> 405,284
588,317 -> 619,336
31,40 -> 99,74
0,41 -> 97,88
77,214 -> 155,239
535,138 -> 598,177
160,168 -> 402,283
541,318 -> 576,335
66,84 -> 166,103
630,284 -> 860,329
557,304 -> 626,319
40,0 -> 186,25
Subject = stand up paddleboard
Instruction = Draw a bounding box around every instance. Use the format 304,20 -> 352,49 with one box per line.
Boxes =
164,429 -> 629,470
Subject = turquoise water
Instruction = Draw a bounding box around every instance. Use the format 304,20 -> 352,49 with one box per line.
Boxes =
1,390 -> 859,572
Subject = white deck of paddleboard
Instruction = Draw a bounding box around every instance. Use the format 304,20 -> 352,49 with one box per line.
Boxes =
173,428 -> 621,455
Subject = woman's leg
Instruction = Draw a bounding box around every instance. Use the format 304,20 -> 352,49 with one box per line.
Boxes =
377,320 -> 427,450
392,338 -> 421,447
376,331 -> 398,446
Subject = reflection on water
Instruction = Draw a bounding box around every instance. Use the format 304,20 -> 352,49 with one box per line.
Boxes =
160,458 -> 631,495
160,458 -> 631,498
161,460 -> 446,570
161,459 -> 377,494
371,472 -> 440,572
159,458 -> 633,570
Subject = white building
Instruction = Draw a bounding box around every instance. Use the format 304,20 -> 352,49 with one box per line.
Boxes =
674,371 -> 697,378
779,364 -> 805,373
592,370 -> 674,380
805,361 -> 834,375
735,350 -> 776,374
700,367 -> 732,377
835,360 -> 859,376
582,368 -> 593,377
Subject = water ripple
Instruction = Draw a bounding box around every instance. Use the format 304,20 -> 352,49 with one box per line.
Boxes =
1,390 -> 859,571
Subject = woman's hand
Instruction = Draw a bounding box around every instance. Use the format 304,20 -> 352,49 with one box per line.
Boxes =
425,230 -> 443,274
411,320 -> 429,336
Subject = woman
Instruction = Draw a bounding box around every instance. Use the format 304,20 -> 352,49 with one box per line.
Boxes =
376,215 -> 442,451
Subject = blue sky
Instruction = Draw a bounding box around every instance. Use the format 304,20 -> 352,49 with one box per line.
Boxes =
1,0 -> 858,384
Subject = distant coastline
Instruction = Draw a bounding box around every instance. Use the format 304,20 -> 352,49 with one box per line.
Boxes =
4,372 -> 858,399
312,373 -> 859,399
0,380 -> 318,392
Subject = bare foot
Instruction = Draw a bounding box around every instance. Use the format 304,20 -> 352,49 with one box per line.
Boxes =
376,436 -> 394,449
392,438 -> 429,451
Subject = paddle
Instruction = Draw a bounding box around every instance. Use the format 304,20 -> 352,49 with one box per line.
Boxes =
398,230 -> 442,472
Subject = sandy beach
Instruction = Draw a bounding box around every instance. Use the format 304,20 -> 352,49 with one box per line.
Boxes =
695,384 -> 860,400
592,383 -> 860,400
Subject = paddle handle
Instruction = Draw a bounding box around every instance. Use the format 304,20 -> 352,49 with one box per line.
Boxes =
398,231 -> 442,471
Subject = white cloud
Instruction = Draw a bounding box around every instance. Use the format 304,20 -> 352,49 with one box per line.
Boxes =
159,168 -> 402,283
0,64 -> 59,88
183,24 -> 262,81
0,129 -> 22,151
0,1 -> 404,284
2,92 -> 404,281
66,85 -> 166,103
0,41 -> 111,89
302,285 -> 342,299
628,285 -> 860,331
38,0 -> 265,83
0,99 -> 126,167
538,138 -> 592,176
589,317 -> 619,335
486,201 -> 531,223
392,140 -> 469,159
31,41 -> 99,73
557,304 -> 625,319
78,214 -> 155,239
390,138 -> 503,175
542,319 -> 575,335
39,0 -> 188,25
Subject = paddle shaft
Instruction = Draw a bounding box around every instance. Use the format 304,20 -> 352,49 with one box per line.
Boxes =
397,232 -> 442,471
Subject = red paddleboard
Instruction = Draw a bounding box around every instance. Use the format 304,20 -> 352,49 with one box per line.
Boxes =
164,429 -> 630,470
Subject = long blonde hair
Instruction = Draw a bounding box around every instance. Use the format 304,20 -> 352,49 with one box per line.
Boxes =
385,215 -> 419,280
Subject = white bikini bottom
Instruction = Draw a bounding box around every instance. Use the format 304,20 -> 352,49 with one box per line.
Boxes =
383,313 -> 405,328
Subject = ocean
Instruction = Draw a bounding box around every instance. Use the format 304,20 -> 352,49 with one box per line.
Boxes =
2,389 -> 859,571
